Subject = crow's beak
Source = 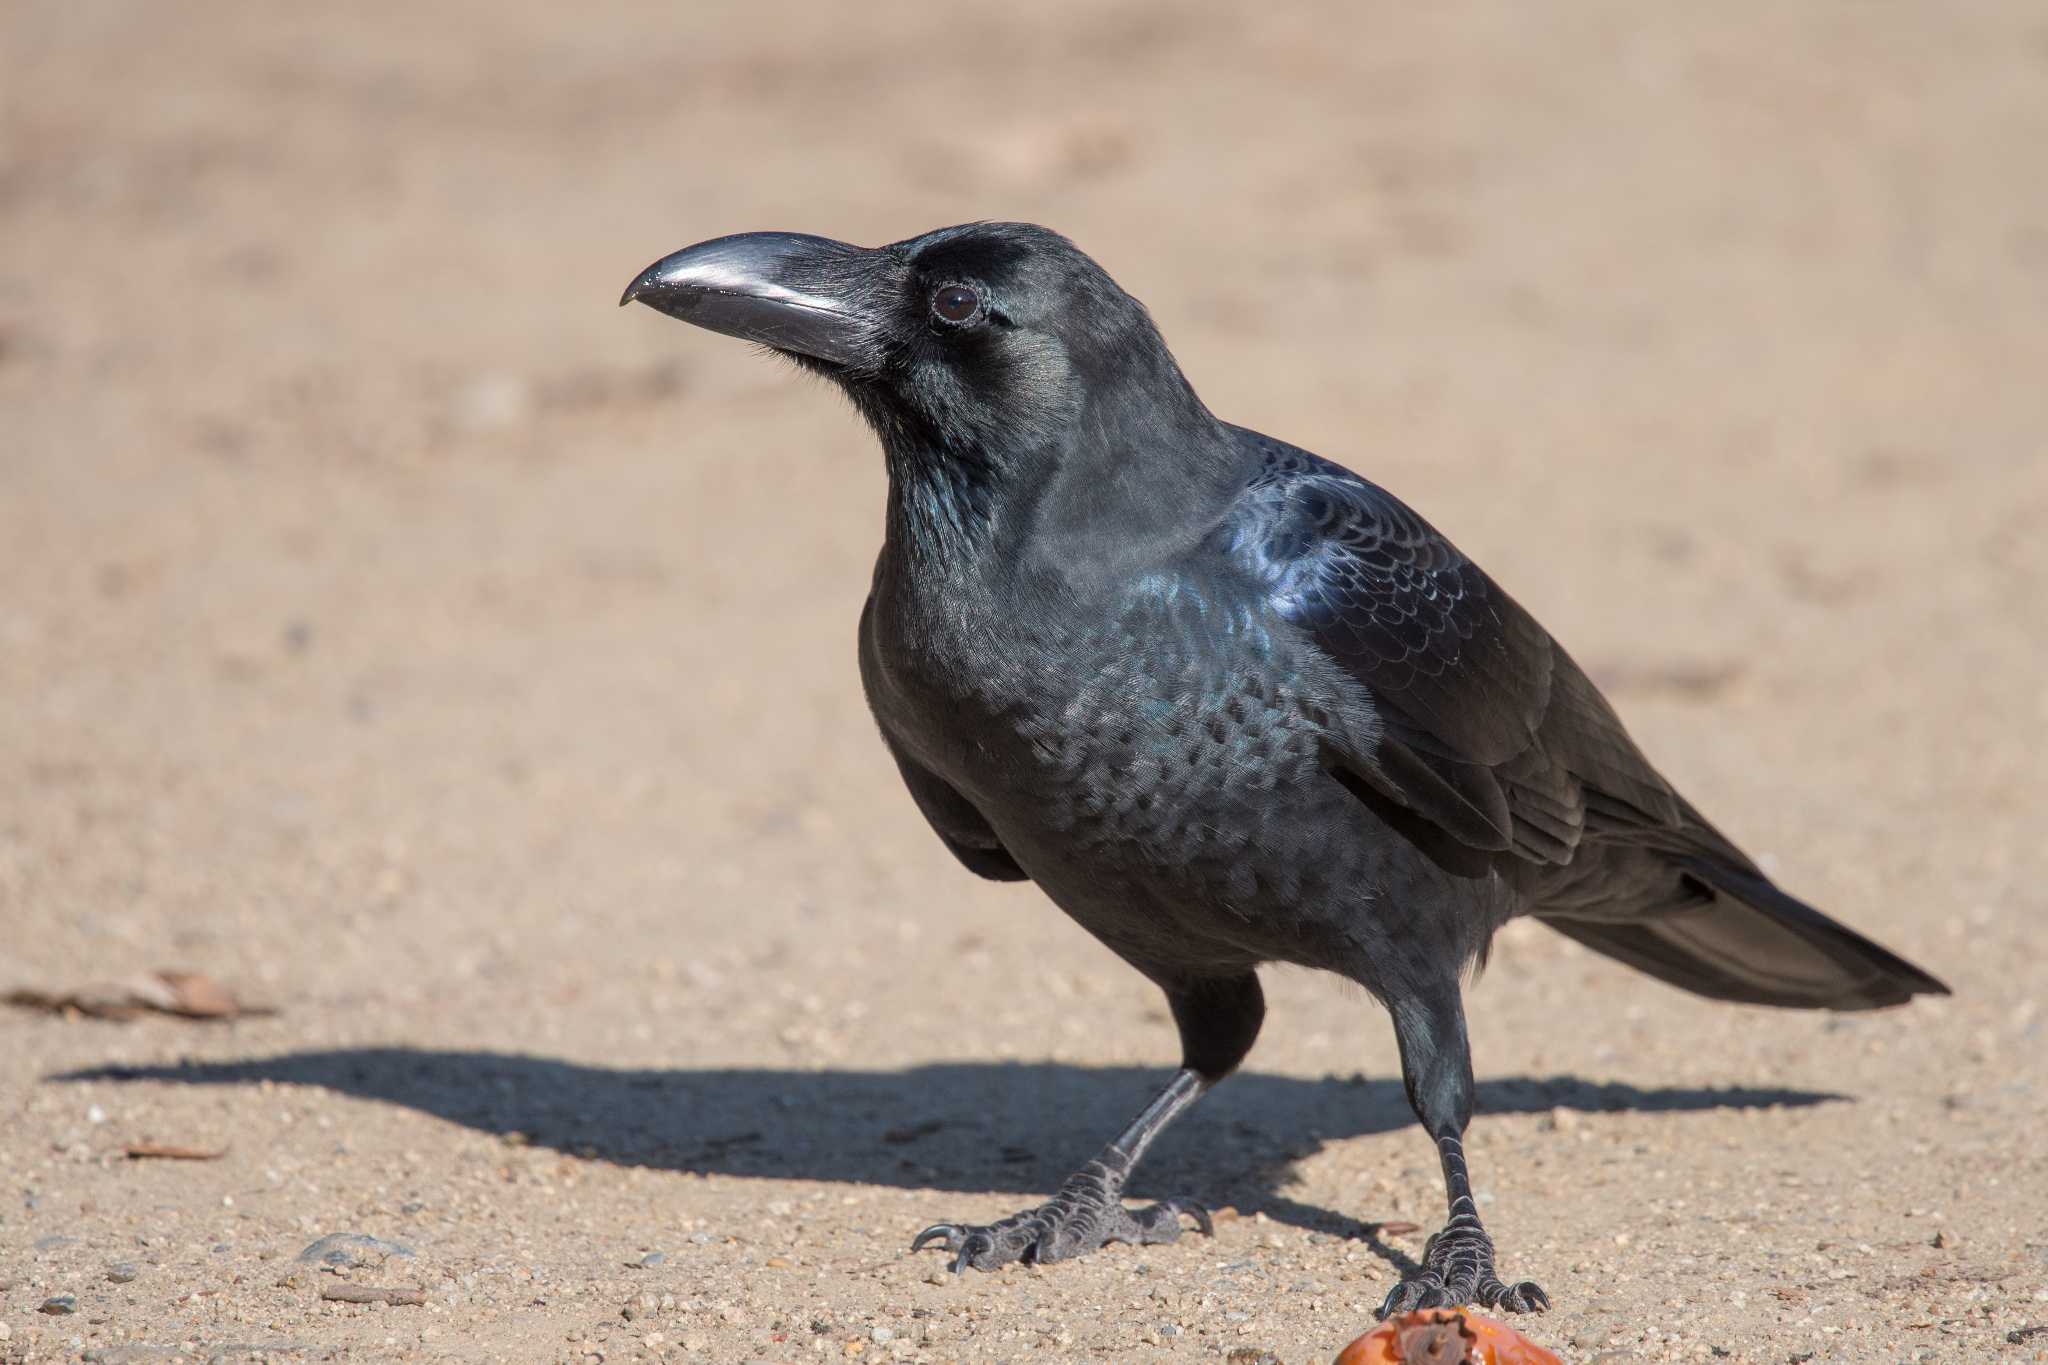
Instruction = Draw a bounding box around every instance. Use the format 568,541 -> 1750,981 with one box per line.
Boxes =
620,231 -> 879,367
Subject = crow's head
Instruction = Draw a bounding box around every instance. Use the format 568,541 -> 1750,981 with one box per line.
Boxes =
622,223 -> 1202,463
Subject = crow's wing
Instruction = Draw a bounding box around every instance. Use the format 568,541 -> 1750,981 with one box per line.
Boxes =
1221,431 -> 1947,1008
1227,431 -> 1701,867
878,728 -> 1030,882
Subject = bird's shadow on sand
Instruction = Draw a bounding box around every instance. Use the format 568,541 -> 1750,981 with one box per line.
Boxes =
55,1049 -> 1839,1259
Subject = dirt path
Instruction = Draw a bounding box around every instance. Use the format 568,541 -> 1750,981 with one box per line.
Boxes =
4,2 -> 2044,1360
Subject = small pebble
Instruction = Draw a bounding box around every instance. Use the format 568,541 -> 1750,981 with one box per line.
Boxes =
40,1294 -> 78,1315
637,1252 -> 667,1268
871,1326 -> 895,1344
106,1262 -> 141,1283
297,1232 -> 417,1267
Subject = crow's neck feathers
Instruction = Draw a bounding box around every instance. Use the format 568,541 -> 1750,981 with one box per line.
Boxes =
863,322 -> 1250,575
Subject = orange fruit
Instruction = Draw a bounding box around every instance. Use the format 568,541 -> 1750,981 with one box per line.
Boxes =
1333,1309 -> 1563,1365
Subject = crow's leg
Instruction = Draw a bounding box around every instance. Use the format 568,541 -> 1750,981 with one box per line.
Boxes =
1376,982 -> 1549,1317
912,972 -> 1262,1273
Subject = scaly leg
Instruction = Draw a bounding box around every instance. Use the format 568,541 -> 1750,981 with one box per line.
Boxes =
1376,984 -> 1548,1317
912,973 -> 1263,1272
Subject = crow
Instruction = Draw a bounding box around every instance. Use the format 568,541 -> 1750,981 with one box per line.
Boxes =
620,223 -> 1947,1316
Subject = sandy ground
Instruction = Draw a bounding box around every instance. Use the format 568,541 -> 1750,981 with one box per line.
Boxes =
4,2 -> 2047,1361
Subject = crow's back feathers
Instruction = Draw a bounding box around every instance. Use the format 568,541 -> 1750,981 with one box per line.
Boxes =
1228,430 -> 1683,869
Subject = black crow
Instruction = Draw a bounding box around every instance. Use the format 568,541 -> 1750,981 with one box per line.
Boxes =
620,223 -> 1947,1315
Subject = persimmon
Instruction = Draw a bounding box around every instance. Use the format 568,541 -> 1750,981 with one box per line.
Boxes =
1333,1309 -> 1562,1365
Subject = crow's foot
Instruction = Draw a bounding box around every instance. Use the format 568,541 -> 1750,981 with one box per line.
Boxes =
911,1159 -> 1211,1272
1375,1222 -> 1548,1318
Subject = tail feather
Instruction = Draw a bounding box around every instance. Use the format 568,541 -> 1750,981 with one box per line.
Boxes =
1541,859 -> 1949,1011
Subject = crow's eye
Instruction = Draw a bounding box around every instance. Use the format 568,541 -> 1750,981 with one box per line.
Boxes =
931,284 -> 981,324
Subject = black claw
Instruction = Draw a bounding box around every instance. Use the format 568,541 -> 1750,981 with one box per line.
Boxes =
1375,1274 -> 1449,1320
910,1224 -> 961,1254
908,1183 -> 1211,1274
1377,1224 -> 1548,1318
1162,1197 -> 1213,1237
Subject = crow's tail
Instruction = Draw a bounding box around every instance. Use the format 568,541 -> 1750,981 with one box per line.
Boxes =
1540,858 -> 1949,1011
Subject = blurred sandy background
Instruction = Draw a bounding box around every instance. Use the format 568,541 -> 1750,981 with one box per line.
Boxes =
3,2 -> 2045,1361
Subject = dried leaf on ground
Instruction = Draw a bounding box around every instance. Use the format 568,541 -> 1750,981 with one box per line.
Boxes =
125,1142 -> 228,1161
320,1285 -> 426,1307
4,970 -> 275,1021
